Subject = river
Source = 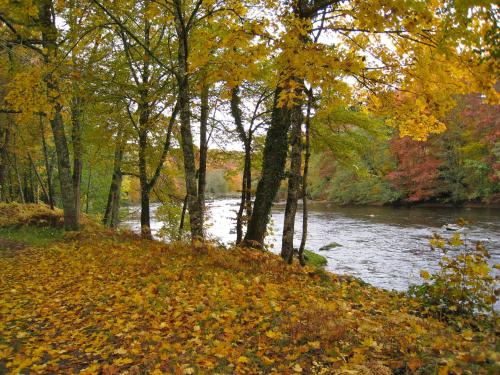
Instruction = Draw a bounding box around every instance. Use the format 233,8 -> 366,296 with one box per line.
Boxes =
123,198 -> 500,293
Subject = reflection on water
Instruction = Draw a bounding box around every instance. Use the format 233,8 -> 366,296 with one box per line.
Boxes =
123,198 -> 500,293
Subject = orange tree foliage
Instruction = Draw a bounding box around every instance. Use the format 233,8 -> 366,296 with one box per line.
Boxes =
387,136 -> 442,202
0,222 -> 498,373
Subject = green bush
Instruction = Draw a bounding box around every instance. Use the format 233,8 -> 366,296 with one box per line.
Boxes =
156,198 -> 189,241
409,221 -> 498,321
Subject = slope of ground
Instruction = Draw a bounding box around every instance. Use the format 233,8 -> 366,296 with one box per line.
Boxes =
0,205 -> 497,374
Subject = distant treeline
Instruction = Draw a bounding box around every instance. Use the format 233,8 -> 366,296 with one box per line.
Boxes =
306,94 -> 499,205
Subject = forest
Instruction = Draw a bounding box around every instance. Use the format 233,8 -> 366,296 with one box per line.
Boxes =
0,0 -> 499,373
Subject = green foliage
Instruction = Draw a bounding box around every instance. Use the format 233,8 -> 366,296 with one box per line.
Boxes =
409,222 -> 498,321
156,198 -> 189,241
328,170 -> 400,205
206,169 -> 229,197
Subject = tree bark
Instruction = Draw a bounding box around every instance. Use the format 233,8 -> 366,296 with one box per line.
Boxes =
12,133 -> 25,203
198,80 -> 209,232
39,0 -> 78,230
178,193 -> 188,238
28,152 -> 50,205
174,0 -> 203,240
230,86 -> 255,244
103,130 -> 124,228
39,115 -> 55,209
138,118 -> 151,238
243,86 -> 291,246
281,102 -> 303,263
71,93 -> 83,220
0,120 -> 10,202
137,14 -> 152,239
85,163 -> 92,214
242,2 -> 318,248
298,93 -> 312,266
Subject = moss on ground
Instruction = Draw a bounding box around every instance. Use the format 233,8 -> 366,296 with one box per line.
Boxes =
304,250 -> 327,268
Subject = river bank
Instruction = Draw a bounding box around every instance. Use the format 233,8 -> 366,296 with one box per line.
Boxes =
0,204 -> 497,373
123,198 -> 500,294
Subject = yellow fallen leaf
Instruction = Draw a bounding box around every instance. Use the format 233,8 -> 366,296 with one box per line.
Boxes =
308,341 -> 321,349
114,347 -> 127,355
462,329 -> 474,341
265,330 -> 280,339
293,363 -> 303,373
238,356 -> 250,364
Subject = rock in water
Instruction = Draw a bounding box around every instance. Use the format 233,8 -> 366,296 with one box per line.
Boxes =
319,242 -> 342,251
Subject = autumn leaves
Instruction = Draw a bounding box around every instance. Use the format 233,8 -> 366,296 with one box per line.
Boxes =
1,229 -> 498,373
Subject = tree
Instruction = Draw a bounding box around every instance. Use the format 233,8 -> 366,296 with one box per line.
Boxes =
244,0 -> 499,254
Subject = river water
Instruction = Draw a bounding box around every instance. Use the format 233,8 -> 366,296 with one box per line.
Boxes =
123,198 -> 500,293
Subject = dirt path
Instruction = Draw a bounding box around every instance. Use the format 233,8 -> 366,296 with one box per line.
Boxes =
0,237 -> 27,256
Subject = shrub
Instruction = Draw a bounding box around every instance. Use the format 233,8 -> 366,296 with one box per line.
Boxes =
409,221 -> 498,321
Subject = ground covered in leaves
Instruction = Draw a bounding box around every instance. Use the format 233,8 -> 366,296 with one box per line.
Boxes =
0,207 -> 498,374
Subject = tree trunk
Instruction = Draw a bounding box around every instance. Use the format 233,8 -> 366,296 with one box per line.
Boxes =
298,93 -> 312,266
39,0 -> 78,230
85,163 -> 92,214
12,134 -> 25,203
39,115 -> 55,209
28,152 -> 50,205
243,86 -> 291,246
281,103 -> 303,263
174,4 -> 203,240
138,128 -> 151,238
138,15 -> 152,239
50,108 -> 78,230
230,86 -> 253,244
103,131 -> 124,228
71,94 -> 83,220
0,121 -> 10,202
178,193 -> 188,238
244,136 -> 252,219
198,80 -> 209,231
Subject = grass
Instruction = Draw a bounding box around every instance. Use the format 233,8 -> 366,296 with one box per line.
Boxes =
0,226 -> 64,249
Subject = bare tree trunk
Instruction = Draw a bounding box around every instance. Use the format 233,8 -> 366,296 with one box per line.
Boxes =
104,131 -> 124,228
236,140 -> 252,244
28,152 -> 50,205
244,137 -> 252,219
178,193 -> 188,238
298,93 -> 312,266
71,94 -> 83,220
243,86 -> 291,246
39,115 -> 54,209
232,87 -> 244,243
39,0 -> 78,230
138,14 -> 152,239
138,127 -> 152,238
198,80 -> 209,232
85,163 -> 92,214
50,107 -> 78,230
281,103 -> 303,263
0,121 -> 10,202
174,1 -> 203,240
12,134 -> 25,203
